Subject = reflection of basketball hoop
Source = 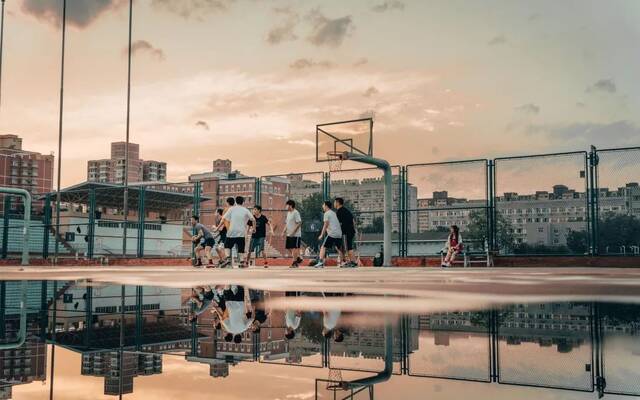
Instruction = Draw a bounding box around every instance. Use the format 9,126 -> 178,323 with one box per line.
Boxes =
327,151 -> 349,172
326,368 -> 348,391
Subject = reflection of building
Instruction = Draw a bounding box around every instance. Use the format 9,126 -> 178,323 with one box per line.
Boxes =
0,340 -> 47,400
330,325 -> 417,362
87,142 -> 167,184
417,183 -> 640,247
81,351 -> 162,396
421,303 -> 594,353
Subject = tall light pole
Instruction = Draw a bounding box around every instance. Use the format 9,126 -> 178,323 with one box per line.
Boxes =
54,0 -> 67,263
0,0 -> 6,111
122,0 -> 133,256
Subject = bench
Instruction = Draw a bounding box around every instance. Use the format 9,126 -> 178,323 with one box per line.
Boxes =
440,241 -> 493,267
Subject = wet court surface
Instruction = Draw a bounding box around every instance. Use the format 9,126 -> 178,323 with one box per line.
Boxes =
2,268 -> 640,399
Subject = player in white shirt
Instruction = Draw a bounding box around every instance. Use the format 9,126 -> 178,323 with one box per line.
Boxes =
221,196 -> 255,268
281,200 -> 303,268
309,201 -> 343,268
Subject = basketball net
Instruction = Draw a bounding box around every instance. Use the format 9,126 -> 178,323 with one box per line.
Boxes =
327,151 -> 347,172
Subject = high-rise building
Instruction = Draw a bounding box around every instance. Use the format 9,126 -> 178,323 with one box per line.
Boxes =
87,142 -> 166,184
143,160 -> 167,182
0,134 -> 54,198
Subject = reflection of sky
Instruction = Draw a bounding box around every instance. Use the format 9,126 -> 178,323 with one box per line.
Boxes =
409,332 -> 490,380
499,340 -> 592,389
6,333 -> 637,399
602,334 -> 640,394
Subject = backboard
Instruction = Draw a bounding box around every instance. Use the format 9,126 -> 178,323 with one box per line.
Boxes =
316,118 -> 373,162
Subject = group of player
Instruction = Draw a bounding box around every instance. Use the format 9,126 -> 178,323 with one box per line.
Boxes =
190,196 -> 359,269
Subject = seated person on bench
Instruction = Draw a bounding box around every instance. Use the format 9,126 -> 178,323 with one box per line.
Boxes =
442,225 -> 463,268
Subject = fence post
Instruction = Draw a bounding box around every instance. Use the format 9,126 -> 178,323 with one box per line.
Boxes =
400,166 -> 408,257
487,160 -> 497,253
255,177 -> 261,206
588,146 -> 599,255
87,189 -> 96,259
43,194 -> 51,259
323,172 -> 330,200
137,186 -> 145,258
191,181 -> 201,264
2,196 -> 10,259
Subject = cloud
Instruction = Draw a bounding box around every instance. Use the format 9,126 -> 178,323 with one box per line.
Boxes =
306,10 -> 354,47
586,78 -> 616,94
363,86 -> 379,97
126,40 -> 165,61
371,1 -> 405,12
289,58 -> 335,70
21,0 -> 125,29
286,139 -> 315,147
488,34 -> 507,46
151,0 -> 234,19
195,120 -> 210,130
267,7 -> 299,44
353,57 -> 368,67
527,120 -> 640,148
515,103 -> 540,115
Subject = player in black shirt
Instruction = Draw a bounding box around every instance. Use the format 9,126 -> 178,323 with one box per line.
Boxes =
334,197 -> 358,268
247,205 -> 274,267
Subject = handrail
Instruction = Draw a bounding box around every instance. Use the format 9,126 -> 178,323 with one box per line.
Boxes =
0,280 -> 27,350
1,187 -> 31,265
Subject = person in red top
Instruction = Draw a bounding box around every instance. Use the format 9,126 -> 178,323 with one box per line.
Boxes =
442,225 -> 463,268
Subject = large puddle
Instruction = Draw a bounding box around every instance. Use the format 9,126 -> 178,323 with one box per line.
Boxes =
1,273 -> 640,399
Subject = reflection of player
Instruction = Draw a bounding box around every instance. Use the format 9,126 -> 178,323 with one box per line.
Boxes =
247,205 -> 274,267
284,291 -> 302,340
190,215 -> 215,267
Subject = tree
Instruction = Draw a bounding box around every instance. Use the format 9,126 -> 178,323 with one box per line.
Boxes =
465,209 -> 515,252
597,213 -> 640,253
361,216 -> 384,234
297,193 -> 324,251
566,214 -> 640,254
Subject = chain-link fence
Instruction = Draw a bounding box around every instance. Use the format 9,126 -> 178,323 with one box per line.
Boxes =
407,311 -> 491,381
494,152 -> 589,255
2,145 -> 640,261
594,147 -> 640,256
406,160 -> 488,256
329,166 -> 403,257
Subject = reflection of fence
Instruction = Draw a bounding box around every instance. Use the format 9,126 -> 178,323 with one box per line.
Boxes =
1,145 -> 639,260
2,283 -> 639,398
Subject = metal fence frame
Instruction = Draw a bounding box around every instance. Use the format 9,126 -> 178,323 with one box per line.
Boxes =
1,145 -> 639,260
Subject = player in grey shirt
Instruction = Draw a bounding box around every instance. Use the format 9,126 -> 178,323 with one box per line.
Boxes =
191,215 -> 215,267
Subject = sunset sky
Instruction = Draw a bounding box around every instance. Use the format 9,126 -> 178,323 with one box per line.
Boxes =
0,0 -> 639,187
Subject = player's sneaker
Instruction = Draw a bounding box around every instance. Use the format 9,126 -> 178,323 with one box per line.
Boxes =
310,260 -> 324,268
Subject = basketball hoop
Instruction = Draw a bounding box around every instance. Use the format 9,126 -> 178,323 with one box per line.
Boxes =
327,151 -> 348,172
326,368 -> 349,391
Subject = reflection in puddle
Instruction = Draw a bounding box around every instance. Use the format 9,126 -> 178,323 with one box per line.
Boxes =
1,280 -> 639,399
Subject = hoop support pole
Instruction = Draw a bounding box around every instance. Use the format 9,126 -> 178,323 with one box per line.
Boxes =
344,152 -> 392,267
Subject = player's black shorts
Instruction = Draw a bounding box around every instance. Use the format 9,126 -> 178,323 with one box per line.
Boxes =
322,236 -> 343,250
224,237 -> 246,253
285,236 -> 301,249
343,233 -> 355,251
199,237 -> 215,248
